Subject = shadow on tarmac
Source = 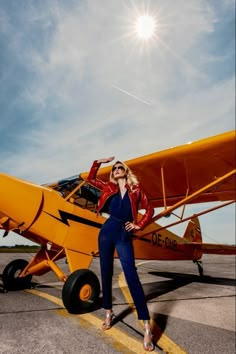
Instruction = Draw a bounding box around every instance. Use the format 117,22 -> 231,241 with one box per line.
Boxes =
148,271 -> 235,287
113,270 -> 235,344
1,269 -> 235,344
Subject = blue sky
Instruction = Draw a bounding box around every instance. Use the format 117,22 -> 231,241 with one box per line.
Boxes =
0,0 -> 235,246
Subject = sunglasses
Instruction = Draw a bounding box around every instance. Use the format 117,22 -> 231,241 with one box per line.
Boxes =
112,165 -> 125,172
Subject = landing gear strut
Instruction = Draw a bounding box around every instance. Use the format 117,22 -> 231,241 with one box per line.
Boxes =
193,260 -> 204,276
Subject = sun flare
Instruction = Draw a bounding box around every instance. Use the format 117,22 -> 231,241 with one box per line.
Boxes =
135,15 -> 156,39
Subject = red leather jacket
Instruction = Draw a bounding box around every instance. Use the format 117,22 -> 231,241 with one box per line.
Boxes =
87,160 -> 154,230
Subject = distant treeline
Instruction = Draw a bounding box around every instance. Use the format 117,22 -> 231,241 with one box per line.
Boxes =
0,245 -> 40,253
0,244 -> 40,248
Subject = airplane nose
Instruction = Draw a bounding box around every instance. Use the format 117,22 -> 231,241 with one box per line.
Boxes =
0,172 -> 43,230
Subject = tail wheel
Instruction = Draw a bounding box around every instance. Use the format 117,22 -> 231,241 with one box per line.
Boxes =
2,259 -> 32,291
62,269 -> 100,314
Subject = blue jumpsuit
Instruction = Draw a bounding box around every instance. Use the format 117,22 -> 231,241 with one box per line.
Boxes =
98,190 -> 150,320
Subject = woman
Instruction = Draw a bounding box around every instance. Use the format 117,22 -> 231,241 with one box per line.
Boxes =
87,156 -> 154,351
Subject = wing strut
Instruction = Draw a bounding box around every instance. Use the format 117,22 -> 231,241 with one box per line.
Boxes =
141,200 -> 235,237
153,168 -> 236,222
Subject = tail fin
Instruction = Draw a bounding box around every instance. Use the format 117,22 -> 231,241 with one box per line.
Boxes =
183,216 -> 202,243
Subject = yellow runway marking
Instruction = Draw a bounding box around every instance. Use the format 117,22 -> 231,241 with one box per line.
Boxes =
118,272 -> 187,354
136,261 -> 154,267
25,288 -> 63,306
25,288 -> 154,353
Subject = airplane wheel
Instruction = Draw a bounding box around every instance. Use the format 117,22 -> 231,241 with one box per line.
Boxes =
2,259 -> 32,291
62,269 -> 100,314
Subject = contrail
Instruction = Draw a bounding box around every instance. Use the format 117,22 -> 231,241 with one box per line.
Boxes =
112,84 -> 152,106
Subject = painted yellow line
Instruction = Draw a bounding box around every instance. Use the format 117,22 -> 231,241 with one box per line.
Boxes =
136,261 -> 154,267
118,272 -> 187,354
25,288 -> 63,306
25,289 -> 153,353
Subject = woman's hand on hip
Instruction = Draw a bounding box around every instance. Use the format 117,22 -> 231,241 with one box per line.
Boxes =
125,221 -> 140,232
97,157 -> 115,164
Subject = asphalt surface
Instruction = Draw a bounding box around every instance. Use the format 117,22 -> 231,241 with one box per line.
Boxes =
0,253 -> 235,354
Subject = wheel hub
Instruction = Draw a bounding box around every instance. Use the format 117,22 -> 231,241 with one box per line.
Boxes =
14,270 -> 22,278
79,284 -> 92,301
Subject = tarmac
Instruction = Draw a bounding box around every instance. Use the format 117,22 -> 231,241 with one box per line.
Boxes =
0,253 -> 235,354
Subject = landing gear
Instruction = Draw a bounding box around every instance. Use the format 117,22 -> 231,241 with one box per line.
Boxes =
62,269 -> 100,314
2,259 -> 32,290
193,259 -> 204,277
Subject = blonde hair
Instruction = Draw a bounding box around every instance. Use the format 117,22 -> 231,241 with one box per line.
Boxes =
109,161 -> 139,189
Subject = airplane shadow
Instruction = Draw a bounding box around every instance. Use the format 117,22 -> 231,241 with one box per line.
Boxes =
1,270 -> 235,339
111,276 -> 188,342
31,282 -> 58,289
112,270 -> 235,343
148,271 -> 235,287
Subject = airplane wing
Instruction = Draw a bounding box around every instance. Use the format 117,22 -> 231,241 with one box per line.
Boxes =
81,130 -> 236,208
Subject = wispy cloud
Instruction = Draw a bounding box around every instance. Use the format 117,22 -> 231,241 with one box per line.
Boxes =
0,0 -> 235,245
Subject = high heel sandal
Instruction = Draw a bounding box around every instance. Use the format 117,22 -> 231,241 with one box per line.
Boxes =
143,322 -> 154,352
102,311 -> 114,331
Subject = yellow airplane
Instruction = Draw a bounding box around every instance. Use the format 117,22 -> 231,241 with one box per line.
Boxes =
0,130 -> 235,313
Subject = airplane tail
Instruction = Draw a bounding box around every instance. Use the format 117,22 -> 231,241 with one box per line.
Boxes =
182,216 -> 236,256
183,216 -> 202,243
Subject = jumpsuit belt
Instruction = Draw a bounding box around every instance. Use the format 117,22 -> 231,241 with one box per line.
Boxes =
109,216 -> 132,241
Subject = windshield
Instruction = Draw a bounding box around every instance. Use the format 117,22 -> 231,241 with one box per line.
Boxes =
44,175 -> 101,212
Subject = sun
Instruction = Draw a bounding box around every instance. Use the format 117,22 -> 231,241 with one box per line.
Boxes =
135,15 -> 156,40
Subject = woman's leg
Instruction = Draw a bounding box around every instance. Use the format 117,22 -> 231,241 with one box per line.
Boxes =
98,230 -> 115,310
116,239 -> 150,320
116,240 -> 154,350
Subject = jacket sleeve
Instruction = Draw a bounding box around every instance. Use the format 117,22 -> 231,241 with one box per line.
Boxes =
136,188 -> 154,230
86,160 -> 106,191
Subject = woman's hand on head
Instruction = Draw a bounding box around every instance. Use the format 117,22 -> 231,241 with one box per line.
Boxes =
125,221 -> 141,232
97,157 -> 115,164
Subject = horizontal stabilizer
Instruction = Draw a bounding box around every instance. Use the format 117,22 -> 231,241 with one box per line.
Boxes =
201,243 -> 236,255
183,242 -> 236,255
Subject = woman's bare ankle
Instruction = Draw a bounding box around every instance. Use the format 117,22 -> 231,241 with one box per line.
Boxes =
143,320 -> 154,351
102,309 -> 113,331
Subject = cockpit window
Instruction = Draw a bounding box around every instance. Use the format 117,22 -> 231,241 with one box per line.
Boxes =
68,183 -> 101,211
44,175 -> 100,212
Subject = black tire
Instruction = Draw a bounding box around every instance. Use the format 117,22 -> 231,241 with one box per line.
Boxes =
62,269 -> 100,314
2,259 -> 32,291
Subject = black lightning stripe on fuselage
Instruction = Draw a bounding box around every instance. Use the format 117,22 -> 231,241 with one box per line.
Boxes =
44,210 -> 103,229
